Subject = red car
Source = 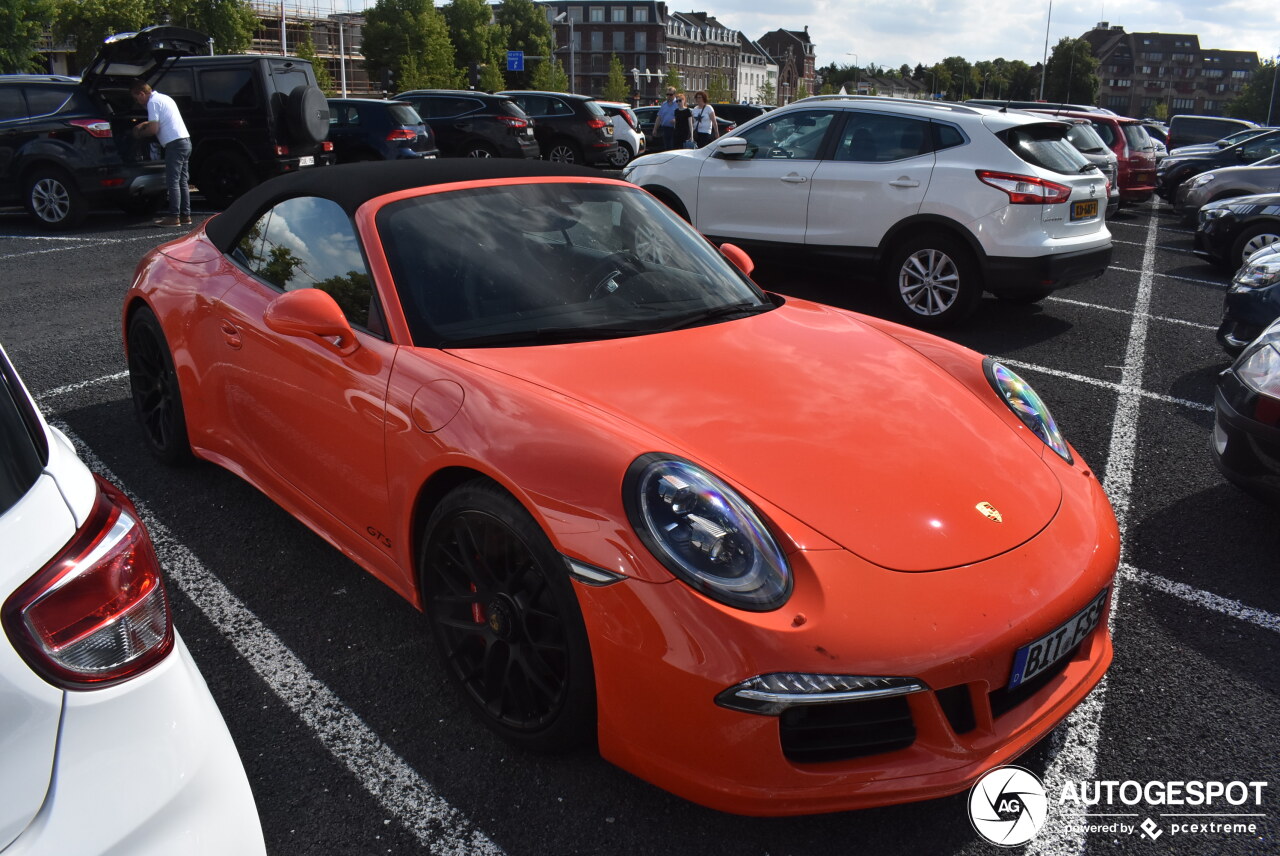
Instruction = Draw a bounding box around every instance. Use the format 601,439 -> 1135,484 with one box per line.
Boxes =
122,160 -> 1119,815
1030,109 -> 1159,205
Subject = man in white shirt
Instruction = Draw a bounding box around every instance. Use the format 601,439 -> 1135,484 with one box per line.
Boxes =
130,81 -> 192,227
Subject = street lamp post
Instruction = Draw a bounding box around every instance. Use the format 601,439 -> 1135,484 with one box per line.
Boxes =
1039,0 -> 1053,100
554,12 -> 575,94
1268,51 -> 1279,126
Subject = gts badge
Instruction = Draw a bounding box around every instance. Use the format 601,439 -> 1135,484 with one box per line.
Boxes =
366,526 -> 392,549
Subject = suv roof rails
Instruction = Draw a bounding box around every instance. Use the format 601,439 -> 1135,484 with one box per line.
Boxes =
792,94 -> 984,115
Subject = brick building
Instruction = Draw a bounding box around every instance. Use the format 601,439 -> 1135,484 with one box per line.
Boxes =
1083,22 -> 1258,119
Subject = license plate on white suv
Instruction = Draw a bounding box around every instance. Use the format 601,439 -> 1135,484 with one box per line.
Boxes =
1007,588 -> 1109,689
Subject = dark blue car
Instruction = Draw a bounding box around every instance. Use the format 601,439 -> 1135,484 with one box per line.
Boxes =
326,98 -> 439,162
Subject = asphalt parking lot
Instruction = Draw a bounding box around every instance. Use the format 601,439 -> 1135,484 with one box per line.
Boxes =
1,196 -> 1275,856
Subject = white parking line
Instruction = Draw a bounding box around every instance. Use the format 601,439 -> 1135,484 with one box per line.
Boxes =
48,422 -> 506,856
1109,264 -> 1224,288
996,357 -> 1212,413
0,233 -> 163,260
1045,295 -> 1216,331
1027,203 -> 1160,856
1122,564 -> 1280,634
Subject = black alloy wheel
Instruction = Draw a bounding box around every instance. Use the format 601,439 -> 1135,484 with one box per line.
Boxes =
421,481 -> 595,752
198,150 -> 256,209
127,309 -> 193,465
545,140 -> 583,164
464,142 -> 497,158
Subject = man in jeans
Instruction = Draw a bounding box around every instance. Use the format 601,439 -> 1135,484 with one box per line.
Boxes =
651,87 -> 678,152
130,81 -> 192,227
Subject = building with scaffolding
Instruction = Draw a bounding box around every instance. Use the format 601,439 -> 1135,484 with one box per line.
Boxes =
248,0 -> 373,96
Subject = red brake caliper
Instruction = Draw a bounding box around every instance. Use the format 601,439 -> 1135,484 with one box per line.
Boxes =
470,582 -> 485,623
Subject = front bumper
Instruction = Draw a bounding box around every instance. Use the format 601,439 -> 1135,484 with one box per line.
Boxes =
3,634 -> 266,855
984,244 -> 1114,294
577,467 -> 1119,815
1211,377 -> 1280,502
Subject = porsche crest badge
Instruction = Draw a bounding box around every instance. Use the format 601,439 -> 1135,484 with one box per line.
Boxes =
976,502 -> 1003,523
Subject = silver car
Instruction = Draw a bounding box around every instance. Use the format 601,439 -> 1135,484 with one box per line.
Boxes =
1175,153 -> 1280,223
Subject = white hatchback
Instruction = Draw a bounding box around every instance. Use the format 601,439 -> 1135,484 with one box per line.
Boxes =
0,343 -> 265,855
597,100 -> 646,167
624,95 -> 1113,326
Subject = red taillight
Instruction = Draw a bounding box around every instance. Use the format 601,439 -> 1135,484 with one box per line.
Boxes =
321,141 -> 333,152
620,110 -> 636,130
274,144 -> 290,156
497,116 -> 529,129
99,178 -> 125,188
1,476 -> 173,690
386,128 -> 416,141
69,118 -> 112,139
586,117 -> 608,129
976,170 -> 1072,204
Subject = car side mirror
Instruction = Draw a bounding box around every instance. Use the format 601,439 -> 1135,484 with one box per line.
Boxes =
263,288 -> 359,356
719,242 -> 754,276
713,136 -> 748,158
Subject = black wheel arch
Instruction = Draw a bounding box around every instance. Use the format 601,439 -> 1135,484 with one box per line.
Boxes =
637,184 -> 691,221
876,214 -> 986,272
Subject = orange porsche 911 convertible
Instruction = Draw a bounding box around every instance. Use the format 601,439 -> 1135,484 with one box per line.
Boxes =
122,159 -> 1119,816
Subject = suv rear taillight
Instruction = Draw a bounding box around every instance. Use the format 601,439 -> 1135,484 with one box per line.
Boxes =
586,117 -> 608,130
1,476 -> 173,690
976,170 -> 1072,204
69,118 -> 112,139
274,144 -> 290,156
386,129 -> 417,141
619,110 -> 636,130
498,116 -> 529,129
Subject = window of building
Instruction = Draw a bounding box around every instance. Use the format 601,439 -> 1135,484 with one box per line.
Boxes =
635,32 -> 646,52
612,7 -> 626,22
1171,98 -> 1195,110
589,7 -> 604,22
590,31 -> 603,52
634,8 -> 647,22
568,7 -> 582,23
1231,70 -> 1249,78
1105,94 -> 1128,109
613,32 -> 625,51
1107,79 -> 1132,88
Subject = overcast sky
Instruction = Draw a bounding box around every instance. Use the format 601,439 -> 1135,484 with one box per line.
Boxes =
712,0 -> 1280,72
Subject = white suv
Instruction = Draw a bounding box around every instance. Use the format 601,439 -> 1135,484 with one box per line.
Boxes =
623,95 -> 1113,326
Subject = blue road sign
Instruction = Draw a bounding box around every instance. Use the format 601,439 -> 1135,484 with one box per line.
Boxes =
506,51 -> 524,72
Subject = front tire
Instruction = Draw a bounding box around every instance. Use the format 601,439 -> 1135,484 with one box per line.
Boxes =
197,150 -> 256,209
24,167 -> 87,230
127,308 -> 194,465
1230,224 -> 1280,271
420,481 -> 595,753
884,234 -> 982,327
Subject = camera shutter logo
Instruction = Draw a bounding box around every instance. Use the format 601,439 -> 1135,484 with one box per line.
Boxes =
968,766 -> 1049,846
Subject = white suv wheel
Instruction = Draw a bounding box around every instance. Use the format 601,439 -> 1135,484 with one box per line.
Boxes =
887,235 -> 981,327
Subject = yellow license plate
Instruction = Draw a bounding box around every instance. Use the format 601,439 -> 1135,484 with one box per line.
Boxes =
1071,199 -> 1098,221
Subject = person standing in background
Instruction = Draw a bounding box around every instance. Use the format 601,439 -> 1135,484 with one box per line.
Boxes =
672,93 -> 694,149
130,81 -> 192,227
651,87 -> 679,151
691,91 -> 718,148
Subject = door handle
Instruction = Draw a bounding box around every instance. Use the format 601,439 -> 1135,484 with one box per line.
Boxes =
219,319 -> 243,350
780,174 -> 809,184
889,178 -> 920,188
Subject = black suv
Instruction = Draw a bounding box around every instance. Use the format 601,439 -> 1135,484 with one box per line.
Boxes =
393,90 -> 539,159
0,28 -> 209,229
152,54 -> 333,207
1157,129 -> 1280,200
496,91 -> 617,165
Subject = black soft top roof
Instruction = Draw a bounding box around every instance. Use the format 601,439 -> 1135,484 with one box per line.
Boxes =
204,159 -> 603,251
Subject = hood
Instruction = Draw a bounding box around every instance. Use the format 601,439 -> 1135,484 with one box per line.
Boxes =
452,301 -> 1063,572
80,26 -> 209,93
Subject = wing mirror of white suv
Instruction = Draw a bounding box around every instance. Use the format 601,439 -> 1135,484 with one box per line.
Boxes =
713,136 -> 748,157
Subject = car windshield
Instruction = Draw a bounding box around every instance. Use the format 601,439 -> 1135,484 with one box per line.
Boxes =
377,182 -> 772,347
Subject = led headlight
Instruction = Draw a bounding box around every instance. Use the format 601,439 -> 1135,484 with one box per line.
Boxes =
716,673 -> 927,715
624,455 -> 791,611
984,359 -> 1072,462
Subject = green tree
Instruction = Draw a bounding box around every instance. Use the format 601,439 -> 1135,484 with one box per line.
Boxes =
54,0 -> 151,68
1227,59 -> 1278,123
493,0 -> 552,90
362,0 -> 461,91
1043,37 -> 1098,104
1,0 -> 55,72
162,0 -> 256,54
529,56 -> 567,92
707,72 -> 730,103
444,0 -> 507,90
602,54 -> 629,101
293,27 -> 333,94
760,77 -> 775,106
663,66 -> 681,92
